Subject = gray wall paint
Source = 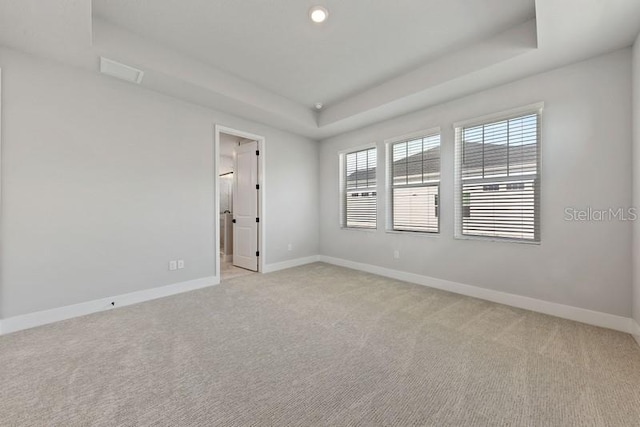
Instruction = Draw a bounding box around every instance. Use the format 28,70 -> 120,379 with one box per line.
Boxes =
319,49 -> 633,317
633,33 -> 640,325
0,47 -> 319,318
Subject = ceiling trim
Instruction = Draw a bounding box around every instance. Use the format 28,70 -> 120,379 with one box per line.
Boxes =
0,1 -> 639,140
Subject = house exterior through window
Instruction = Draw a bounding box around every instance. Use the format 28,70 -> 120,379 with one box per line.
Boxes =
455,107 -> 541,242
343,147 -> 377,229
390,133 -> 441,233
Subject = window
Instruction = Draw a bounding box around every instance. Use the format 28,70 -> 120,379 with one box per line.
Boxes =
455,107 -> 541,242
343,147 -> 377,228
390,133 -> 440,233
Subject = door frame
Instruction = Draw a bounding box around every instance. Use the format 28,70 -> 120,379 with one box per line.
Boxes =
214,125 -> 265,281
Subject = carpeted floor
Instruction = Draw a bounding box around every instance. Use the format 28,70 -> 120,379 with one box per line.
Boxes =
1,263 -> 640,426
221,259 -> 255,281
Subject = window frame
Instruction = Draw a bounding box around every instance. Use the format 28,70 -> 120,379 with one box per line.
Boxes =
385,128 -> 441,235
453,103 -> 543,244
340,144 -> 378,231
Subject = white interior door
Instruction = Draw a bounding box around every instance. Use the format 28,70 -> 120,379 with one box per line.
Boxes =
233,140 -> 259,271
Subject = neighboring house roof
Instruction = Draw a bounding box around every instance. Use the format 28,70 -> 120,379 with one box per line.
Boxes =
346,142 -> 536,182
461,141 -> 537,170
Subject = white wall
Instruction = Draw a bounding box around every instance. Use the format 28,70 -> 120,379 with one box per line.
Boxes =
0,47 -> 319,319
319,49 -> 633,317
633,33 -> 640,328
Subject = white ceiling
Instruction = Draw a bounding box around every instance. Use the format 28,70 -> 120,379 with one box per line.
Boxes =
0,0 -> 91,61
0,0 -> 639,140
92,0 -> 535,108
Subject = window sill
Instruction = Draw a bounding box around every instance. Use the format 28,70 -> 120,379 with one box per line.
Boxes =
385,230 -> 440,238
340,227 -> 378,233
454,234 -> 540,245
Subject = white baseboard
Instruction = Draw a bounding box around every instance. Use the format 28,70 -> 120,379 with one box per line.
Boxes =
0,276 -> 219,336
263,255 -> 320,273
2,257 -> 635,339
318,255 -> 634,334
630,319 -> 640,347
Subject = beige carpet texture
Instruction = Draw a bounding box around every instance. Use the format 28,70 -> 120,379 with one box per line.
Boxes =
1,262 -> 640,426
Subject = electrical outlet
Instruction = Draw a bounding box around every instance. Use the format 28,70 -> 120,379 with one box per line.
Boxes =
287,243 -> 293,251
169,260 -> 177,271
177,259 -> 185,269
393,250 -> 400,259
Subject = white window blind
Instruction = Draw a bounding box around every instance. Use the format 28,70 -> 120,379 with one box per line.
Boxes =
344,147 -> 377,228
391,134 -> 440,232
455,110 -> 540,242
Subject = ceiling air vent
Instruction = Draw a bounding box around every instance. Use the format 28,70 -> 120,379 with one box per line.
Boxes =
99,57 -> 144,84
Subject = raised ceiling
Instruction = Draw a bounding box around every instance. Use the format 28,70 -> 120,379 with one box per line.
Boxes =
0,0 -> 639,140
92,0 -> 535,108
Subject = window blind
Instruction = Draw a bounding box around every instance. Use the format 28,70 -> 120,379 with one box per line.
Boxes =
391,134 -> 440,232
344,147 -> 377,228
455,111 -> 540,241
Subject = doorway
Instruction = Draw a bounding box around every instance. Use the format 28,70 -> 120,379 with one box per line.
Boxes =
214,125 -> 265,282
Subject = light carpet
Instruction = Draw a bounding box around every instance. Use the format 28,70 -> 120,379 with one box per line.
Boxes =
220,260 -> 255,281
1,262 -> 640,426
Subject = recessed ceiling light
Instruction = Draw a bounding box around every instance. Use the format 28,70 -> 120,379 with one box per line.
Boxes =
315,102 -> 324,110
309,6 -> 328,23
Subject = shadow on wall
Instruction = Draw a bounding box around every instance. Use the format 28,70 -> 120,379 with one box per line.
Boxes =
220,155 -> 234,213
220,155 -> 233,260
